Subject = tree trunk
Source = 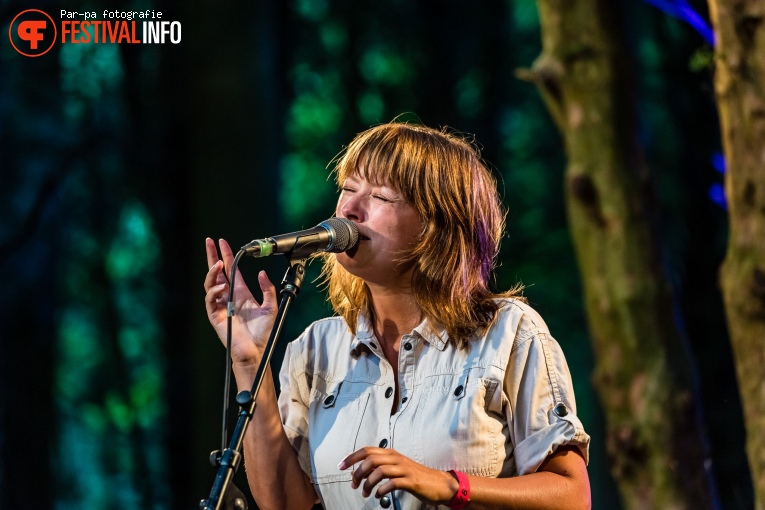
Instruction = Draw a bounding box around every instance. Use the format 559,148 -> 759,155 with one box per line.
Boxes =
707,1 -> 765,508
521,1 -> 715,508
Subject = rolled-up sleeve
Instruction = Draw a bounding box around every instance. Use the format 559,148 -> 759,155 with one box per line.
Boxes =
505,317 -> 590,476
277,340 -> 314,481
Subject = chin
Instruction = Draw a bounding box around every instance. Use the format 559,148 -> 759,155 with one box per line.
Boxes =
334,251 -> 355,270
335,252 -> 368,279
336,240 -> 362,265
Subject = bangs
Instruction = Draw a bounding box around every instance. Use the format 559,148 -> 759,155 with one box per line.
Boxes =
332,124 -> 429,201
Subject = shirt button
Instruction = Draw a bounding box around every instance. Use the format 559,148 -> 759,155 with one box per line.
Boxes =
401,396 -> 408,403
554,403 -> 569,417
379,438 -> 389,448
370,342 -> 377,349
403,342 -> 413,351
324,395 -> 335,406
380,495 -> 391,508
385,387 -> 393,398
454,385 -> 464,397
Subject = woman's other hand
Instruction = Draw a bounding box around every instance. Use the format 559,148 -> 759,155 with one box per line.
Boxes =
339,447 -> 459,506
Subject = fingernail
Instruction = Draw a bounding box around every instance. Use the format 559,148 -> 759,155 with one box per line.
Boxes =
337,460 -> 347,470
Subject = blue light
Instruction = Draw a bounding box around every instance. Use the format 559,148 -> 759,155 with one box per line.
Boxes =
642,0 -> 715,46
712,152 -> 725,174
709,183 -> 727,209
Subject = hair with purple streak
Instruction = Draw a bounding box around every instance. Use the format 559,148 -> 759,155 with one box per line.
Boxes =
320,122 -> 523,348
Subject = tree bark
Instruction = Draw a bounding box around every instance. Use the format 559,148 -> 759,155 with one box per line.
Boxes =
707,1 -> 765,508
522,1 -> 715,508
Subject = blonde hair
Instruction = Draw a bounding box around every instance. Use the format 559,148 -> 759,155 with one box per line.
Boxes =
320,122 -> 522,348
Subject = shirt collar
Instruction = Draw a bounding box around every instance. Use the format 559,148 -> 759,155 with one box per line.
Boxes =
413,317 -> 448,350
349,311 -> 449,355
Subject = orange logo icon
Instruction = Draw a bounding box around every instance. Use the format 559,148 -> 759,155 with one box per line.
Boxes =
9,9 -> 57,57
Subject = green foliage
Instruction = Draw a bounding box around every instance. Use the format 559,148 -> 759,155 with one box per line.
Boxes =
279,152 -> 335,223
689,47 -> 715,72
359,45 -> 412,86
46,18 -> 171,506
455,69 -> 488,118
60,43 -> 125,123
357,91 -> 386,124
57,308 -> 105,400
320,21 -> 349,54
55,200 -> 169,509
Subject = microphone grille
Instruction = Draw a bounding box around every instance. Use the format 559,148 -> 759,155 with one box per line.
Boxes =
322,217 -> 359,252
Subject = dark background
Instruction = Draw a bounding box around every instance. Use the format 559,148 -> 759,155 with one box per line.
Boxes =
0,0 -> 751,508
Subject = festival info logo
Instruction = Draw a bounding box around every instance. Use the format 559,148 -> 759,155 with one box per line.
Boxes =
9,9 -> 180,57
9,9 -> 57,57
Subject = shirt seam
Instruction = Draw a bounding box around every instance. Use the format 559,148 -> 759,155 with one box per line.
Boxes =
538,332 -> 563,404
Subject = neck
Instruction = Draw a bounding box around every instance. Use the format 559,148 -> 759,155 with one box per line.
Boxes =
367,283 -> 422,349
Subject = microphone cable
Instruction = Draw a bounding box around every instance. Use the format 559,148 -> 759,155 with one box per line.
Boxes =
221,248 -> 246,451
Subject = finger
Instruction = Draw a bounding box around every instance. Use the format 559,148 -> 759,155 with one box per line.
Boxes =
352,451 -> 395,490
205,283 -> 228,308
218,238 -> 236,276
258,271 -> 277,307
205,237 -> 221,269
204,260 -> 224,292
221,238 -> 246,286
363,464 -> 401,498
356,452 -> 403,495
374,478 -> 401,499
339,446 -> 379,471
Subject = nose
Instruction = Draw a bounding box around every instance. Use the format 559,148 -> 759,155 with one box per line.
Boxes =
338,192 -> 365,222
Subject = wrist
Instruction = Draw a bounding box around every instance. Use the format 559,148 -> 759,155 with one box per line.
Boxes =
441,470 -> 460,503
232,360 -> 260,389
446,470 -> 470,510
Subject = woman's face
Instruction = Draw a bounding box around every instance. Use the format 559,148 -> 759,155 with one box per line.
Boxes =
335,173 -> 422,288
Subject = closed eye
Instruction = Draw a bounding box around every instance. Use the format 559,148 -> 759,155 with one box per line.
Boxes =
373,194 -> 392,202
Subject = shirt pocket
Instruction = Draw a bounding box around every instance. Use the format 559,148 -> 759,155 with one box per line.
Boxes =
413,373 -> 502,476
308,381 -> 370,484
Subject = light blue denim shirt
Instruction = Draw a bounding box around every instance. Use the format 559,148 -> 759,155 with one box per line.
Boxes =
278,299 -> 590,509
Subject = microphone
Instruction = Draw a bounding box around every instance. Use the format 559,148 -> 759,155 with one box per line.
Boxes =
241,217 -> 359,259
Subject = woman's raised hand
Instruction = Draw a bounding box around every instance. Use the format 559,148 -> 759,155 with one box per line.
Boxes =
204,238 -> 278,370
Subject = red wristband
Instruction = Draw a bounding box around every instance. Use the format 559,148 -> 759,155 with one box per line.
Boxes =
447,470 -> 470,509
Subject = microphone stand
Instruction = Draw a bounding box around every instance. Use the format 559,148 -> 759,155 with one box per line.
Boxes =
200,256 -> 307,510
